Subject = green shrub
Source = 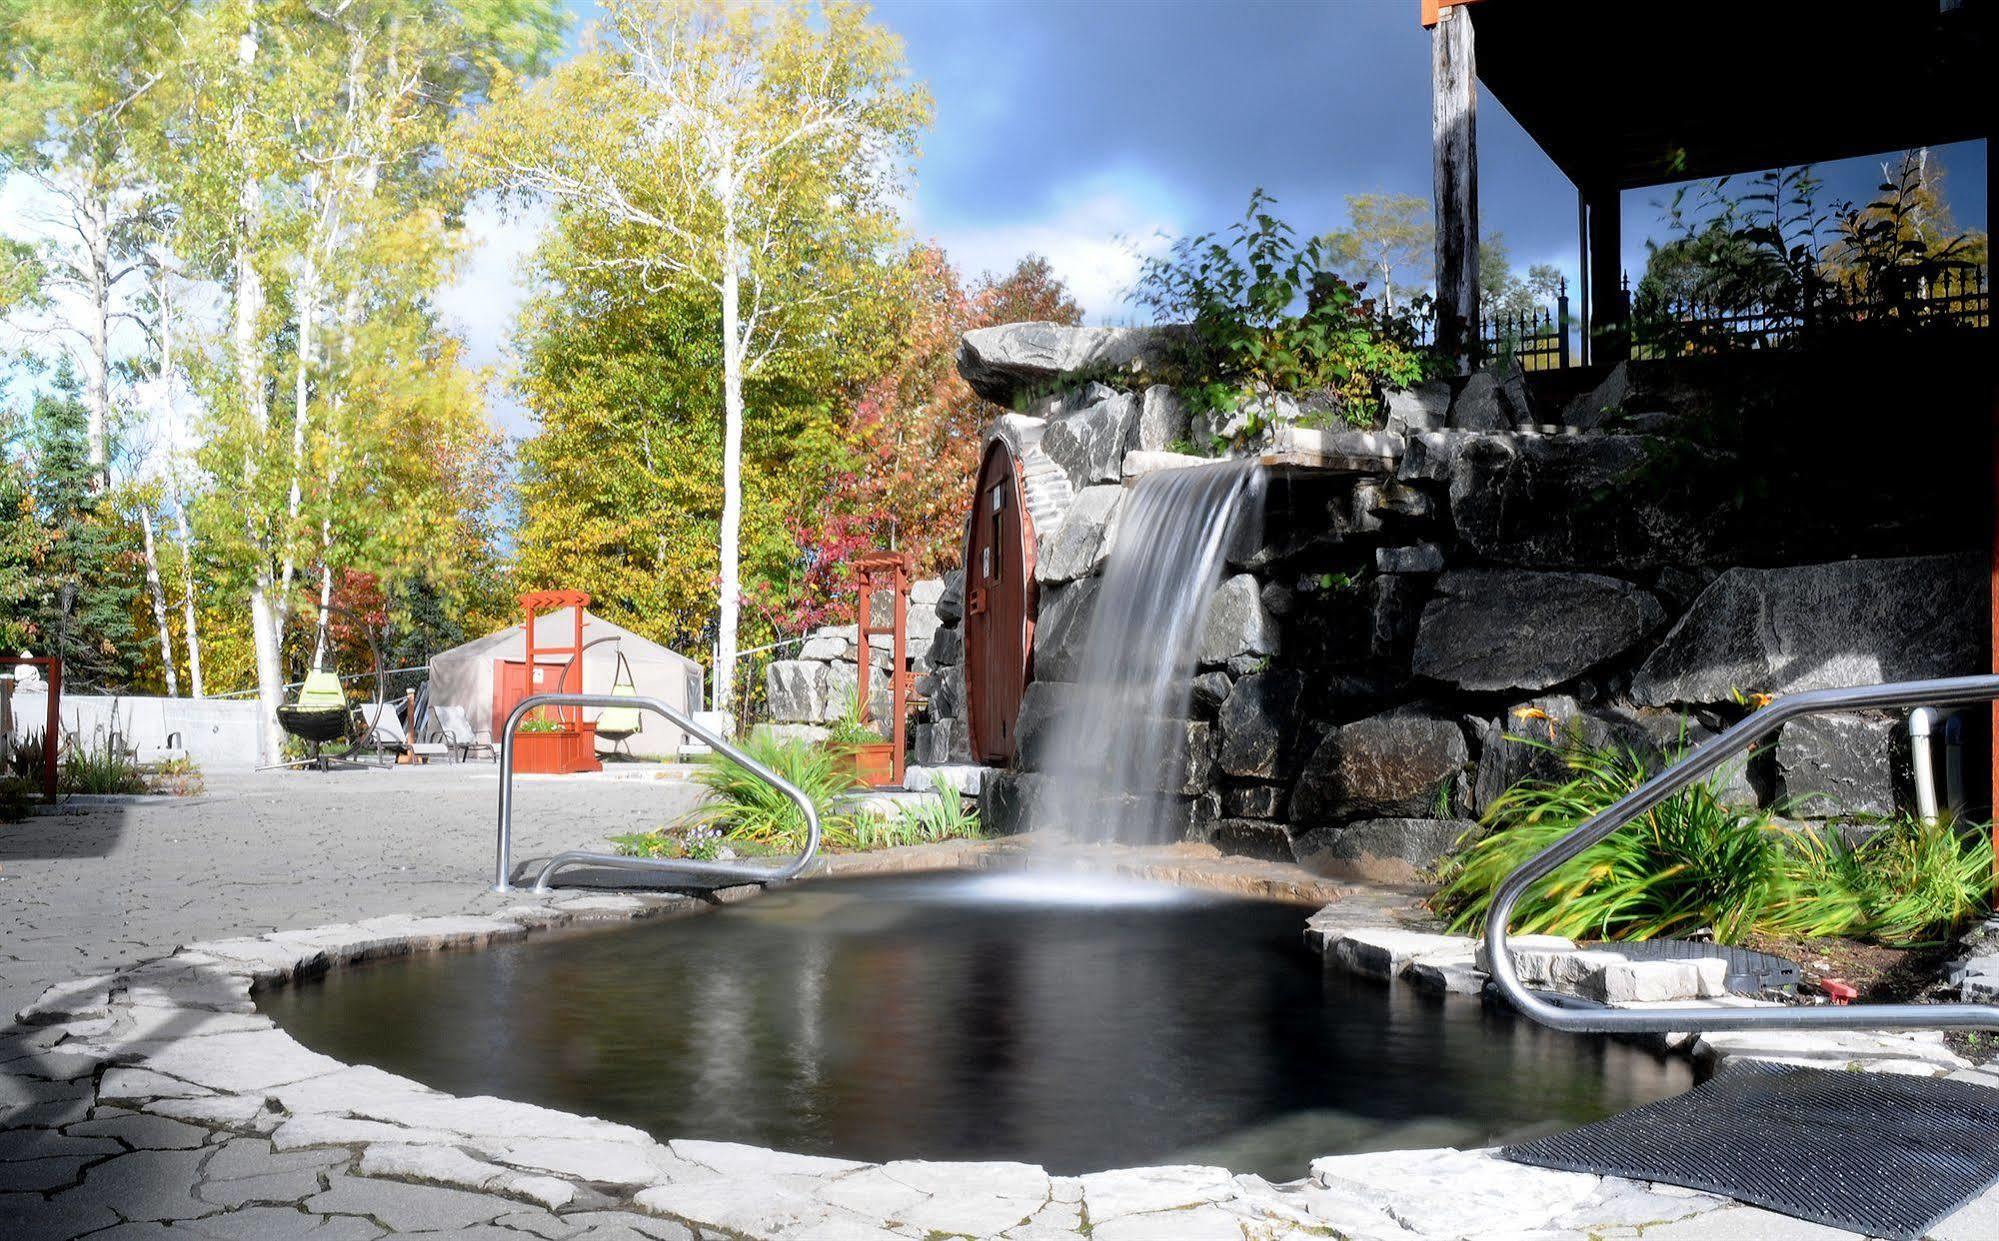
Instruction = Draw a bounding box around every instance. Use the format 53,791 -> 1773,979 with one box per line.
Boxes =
0,775 -> 34,822
692,733 -> 860,850
58,734 -> 147,796
1435,742 -> 1786,943
1435,738 -> 1992,948
1132,188 -> 1441,436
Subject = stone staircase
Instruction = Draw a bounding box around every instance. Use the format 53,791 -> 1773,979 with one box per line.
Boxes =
1018,443 -> 1074,541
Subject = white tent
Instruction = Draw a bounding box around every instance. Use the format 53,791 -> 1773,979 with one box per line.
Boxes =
428,610 -> 705,759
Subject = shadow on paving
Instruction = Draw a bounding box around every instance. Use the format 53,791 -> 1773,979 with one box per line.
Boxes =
0,800 -> 130,861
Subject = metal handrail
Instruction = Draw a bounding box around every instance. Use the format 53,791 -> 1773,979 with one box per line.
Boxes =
1486,673 -> 1999,1034
494,692 -> 821,895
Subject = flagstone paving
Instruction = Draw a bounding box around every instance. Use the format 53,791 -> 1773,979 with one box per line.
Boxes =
5,768 -> 1999,1239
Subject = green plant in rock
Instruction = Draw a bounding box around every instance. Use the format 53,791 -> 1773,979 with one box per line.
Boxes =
693,733 -> 860,850
1132,189 -> 1440,439
849,773 -> 984,849
1769,814 -> 1992,947
1436,739 -> 1994,948
1435,740 -> 1792,943
826,693 -> 887,748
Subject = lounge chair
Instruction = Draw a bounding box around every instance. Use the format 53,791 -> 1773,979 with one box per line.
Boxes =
435,704 -> 495,762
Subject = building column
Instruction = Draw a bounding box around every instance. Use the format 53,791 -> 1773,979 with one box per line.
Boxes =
1430,3 -> 1478,371
1584,184 -> 1627,363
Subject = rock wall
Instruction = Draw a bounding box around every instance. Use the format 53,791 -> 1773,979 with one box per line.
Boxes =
960,321 -> 1989,876
763,580 -> 947,741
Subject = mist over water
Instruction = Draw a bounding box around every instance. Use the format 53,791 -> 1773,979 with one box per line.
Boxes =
1037,460 -> 1266,845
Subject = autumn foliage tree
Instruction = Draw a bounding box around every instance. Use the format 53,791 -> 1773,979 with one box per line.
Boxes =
763,250 -> 1081,634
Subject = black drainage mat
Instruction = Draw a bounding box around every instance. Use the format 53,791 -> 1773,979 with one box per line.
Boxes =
1501,1061 -> 1999,1240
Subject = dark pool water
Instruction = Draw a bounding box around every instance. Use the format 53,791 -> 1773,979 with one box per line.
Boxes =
262,873 -> 1695,1178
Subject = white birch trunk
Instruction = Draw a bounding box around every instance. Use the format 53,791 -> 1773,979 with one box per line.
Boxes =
714,197 -> 744,715
172,481 -> 204,699
235,14 -> 285,763
140,505 -> 177,696
83,184 -> 112,491
275,255 -> 316,636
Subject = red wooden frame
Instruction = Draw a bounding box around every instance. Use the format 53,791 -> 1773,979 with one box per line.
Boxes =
5,657 -> 61,804
853,553 -> 912,787
514,591 -> 600,775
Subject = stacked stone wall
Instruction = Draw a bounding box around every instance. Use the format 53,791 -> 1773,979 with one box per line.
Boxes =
960,321 -> 1989,876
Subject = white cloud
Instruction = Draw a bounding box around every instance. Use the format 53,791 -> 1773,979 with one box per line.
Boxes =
908,169 -> 1186,324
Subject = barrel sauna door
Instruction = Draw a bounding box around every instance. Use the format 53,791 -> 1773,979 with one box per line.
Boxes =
963,439 -> 1036,764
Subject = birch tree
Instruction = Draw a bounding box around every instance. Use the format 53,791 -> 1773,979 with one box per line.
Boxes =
0,0 -> 175,490
463,0 -> 929,712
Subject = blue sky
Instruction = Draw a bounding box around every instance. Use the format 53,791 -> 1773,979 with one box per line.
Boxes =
443,0 -> 1989,431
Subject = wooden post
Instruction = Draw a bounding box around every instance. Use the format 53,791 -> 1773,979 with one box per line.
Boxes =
1430,3 -> 1479,370
1987,127 -> 1997,887
1585,185 -> 1627,363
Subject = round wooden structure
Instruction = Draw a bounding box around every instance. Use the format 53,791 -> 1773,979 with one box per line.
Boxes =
962,438 -> 1037,765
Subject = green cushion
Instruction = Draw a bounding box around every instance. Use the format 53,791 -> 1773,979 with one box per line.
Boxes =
296,671 -> 347,709
598,682 -> 642,736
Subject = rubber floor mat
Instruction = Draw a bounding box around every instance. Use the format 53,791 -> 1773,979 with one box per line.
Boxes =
1501,1061 -> 1999,1240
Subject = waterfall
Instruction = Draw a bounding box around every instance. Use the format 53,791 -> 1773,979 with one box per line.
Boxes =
1035,460 -> 1266,846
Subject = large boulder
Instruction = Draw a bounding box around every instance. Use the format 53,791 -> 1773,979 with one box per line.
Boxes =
765,659 -> 858,724
1449,433 -> 1720,569
1292,710 -> 1469,825
1034,485 -> 1123,584
1294,817 -> 1474,883
1012,680 -> 1073,767
1042,391 -> 1140,489
1631,554 -> 1984,706
927,624 -> 962,667
1448,360 -> 1531,430
1131,384 -> 1192,452
1217,670 -> 1305,779
1412,570 -> 1663,693
937,570 -> 965,623
1775,713 -> 1902,819
956,322 -> 1181,407
1384,381 -> 1451,437
1029,576 -> 1099,683
1199,573 -> 1279,665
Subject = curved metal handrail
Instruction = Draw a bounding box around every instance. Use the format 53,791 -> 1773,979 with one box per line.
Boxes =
495,692 -> 821,895
1486,673 -> 1999,1034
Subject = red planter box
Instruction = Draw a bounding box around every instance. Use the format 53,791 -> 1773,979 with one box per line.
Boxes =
514,723 -> 602,774
848,742 -> 897,788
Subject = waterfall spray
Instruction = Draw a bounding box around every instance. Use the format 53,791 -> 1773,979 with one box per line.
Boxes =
1034,460 -> 1266,845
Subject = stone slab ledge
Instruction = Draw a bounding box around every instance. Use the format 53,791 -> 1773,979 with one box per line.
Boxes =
1313,918 -> 1972,1077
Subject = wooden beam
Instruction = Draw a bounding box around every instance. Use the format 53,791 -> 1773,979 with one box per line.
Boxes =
1430,4 -> 1478,371
1585,186 -> 1626,364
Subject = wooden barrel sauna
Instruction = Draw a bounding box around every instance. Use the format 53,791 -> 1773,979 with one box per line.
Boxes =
962,438 -> 1037,765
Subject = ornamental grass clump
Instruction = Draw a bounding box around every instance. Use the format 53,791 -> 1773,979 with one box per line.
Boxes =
1435,742 -> 1786,943
691,733 -> 860,851
1435,738 -> 1991,948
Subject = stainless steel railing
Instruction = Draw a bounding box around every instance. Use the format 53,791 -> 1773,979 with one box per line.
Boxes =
494,692 -> 821,895
1485,673 -> 1999,1034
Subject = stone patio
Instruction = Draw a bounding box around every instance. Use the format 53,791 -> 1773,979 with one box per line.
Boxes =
6,770 -> 1999,1239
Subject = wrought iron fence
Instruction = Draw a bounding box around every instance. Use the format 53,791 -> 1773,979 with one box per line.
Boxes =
1404,265 -> 1987,370
1630,264 -> 1989,360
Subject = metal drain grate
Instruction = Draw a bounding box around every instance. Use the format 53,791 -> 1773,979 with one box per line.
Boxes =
1502,1062 -> 1999,1240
